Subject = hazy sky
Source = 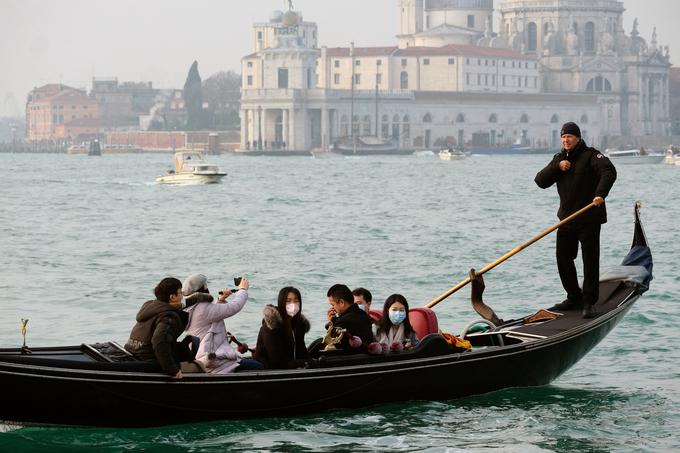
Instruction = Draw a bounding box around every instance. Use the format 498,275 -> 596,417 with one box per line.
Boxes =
1,0 -> 678,116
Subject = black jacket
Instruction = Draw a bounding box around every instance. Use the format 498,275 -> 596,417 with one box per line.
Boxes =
124,300 -> 188,376
330,303 -> 375,347
535,140 -> 617,227
253,305 -> 310,369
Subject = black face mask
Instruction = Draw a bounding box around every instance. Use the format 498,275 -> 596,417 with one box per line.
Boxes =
198,287 -> 210,294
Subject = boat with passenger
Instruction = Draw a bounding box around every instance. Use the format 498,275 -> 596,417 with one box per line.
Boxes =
438,148 -> 466,161
663,147 -> 680,165
0,204 -> 651,427
155,150 -> 226,185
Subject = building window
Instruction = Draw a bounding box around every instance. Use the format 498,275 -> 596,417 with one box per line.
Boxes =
485,60 -> 488,66
334,60 -> 340,68
355,60 -> 361,66
377,59 -> 382,66
247,75 -> 253,86
467,15 -> 475,28
581,114 -> 589,124
512,61 -> 515,68
485,74 -> 489,85
551,114 -> 559,123
354,74 -> 361,85
477,74 -> 481,85
502,75 -> 506,86
489,114 -> 497,123
502,61 -> 506,67
456,113 -> 465,123
334,74 -> 340,84
492,75 -> 496,85
278,68 -> 289,88
401,58 -> 407,67
247,61 -> 253,68
400,71 -> 409,89
466,58 -> 470,64
527,22 -> 537,51
585,22 -> 595,52
466,73 -> 470,85
423,113 -> 432,123
586,76 -> 612,92
257,31 -> 263,40
520,114 -> 529,123
376,73 -> 382,84
448,58 -> 455,64
478,59 -> 481,65
423,58 -> 430,65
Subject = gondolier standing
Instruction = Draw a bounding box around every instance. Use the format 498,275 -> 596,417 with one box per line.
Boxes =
535,122 -> 617,318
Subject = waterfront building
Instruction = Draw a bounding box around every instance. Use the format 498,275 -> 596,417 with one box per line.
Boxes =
26,84 -> 99,143
240,0 -> 672,152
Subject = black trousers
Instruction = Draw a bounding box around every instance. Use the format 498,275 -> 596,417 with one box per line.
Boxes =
556,223 -> 601,306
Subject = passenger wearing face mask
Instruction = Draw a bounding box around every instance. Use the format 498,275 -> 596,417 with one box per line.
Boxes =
254,286 -> 310,369
374,294 -> 419,349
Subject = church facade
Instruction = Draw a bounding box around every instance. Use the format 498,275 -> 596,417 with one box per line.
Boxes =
239,1 -> 671,152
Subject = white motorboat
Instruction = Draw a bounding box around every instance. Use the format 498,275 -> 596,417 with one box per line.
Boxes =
663,148 -> 680,166
604,149 -> 664,165
155,151 -> 226,185
438,148 -> 466,161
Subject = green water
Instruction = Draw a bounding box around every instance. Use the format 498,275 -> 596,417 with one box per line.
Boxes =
0,153 -> 678,451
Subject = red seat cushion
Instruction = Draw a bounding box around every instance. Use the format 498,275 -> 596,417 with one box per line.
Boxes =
368,310 -> 382,322
408,307 -> 439,340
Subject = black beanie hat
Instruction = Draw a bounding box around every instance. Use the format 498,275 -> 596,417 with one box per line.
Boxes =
561,122 -> 581,138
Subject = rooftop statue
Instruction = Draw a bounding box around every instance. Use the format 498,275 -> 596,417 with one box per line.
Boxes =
286,0 -> 294,11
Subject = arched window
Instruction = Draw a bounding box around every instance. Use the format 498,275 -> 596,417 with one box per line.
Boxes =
400,71 -> 409,89
362,115 -> 371,135
520,113 -> 529,123
456,113 -> 465,123
527,22 -> 537,52
585,22 -> 595,52
580,114 -> 589,124
381,115 -> 390,139
352,114 -> 360,135
423,113 -> 432,123
550,114 -> 559,123
489,113 -> 497,123
340,114 -> 349,137
392,114 -> 401,140
586,76 -> 612,92
403,115 -> 410,139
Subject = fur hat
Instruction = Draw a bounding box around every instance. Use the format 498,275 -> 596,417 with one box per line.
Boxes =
560,122 -> 581,138
183,273 -> 207,296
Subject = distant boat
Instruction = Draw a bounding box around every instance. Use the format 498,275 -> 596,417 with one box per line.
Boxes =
663,147 -> 680,166
605,149 -> 664,165
465,141 -> 532,155
438,148 -> 466,161
330,136 -> 412,156
155,151 -> 226,185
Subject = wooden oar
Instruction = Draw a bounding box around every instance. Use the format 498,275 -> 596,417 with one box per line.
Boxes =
425,202 -> 597,309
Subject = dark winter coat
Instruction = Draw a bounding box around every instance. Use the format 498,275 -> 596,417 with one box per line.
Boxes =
124,299 -> 188,376
330,303 -> 375,347
535,140 -> 617,228
254,305 -> 310,369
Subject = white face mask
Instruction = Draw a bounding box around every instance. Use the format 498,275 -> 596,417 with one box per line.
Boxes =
181,295 -> 186,308
286,303 -> 300,317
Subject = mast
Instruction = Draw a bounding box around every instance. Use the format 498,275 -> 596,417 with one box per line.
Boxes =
350,41 -> 356,154
375,60 -> 379,138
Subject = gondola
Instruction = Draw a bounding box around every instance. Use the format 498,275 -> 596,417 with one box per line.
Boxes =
0,204 -> 652,427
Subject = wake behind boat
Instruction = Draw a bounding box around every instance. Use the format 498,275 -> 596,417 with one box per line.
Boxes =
155,150 -> 226,185
0,204 -> 651,427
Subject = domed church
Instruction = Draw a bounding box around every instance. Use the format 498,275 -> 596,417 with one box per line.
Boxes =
239,0 -> 671,152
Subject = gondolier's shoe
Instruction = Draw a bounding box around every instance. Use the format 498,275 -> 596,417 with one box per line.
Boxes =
549,297 -> 584,311
582,304 -> 598,319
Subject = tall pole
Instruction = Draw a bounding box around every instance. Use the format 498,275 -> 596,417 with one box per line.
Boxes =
258,105 -> 263,150
350,41 -> 356,154
375,61 -> 379,138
